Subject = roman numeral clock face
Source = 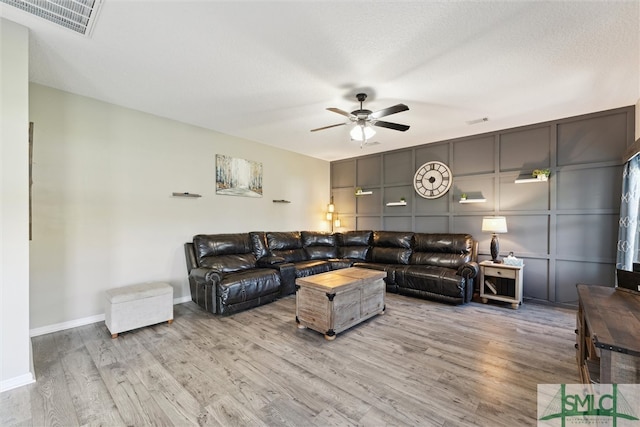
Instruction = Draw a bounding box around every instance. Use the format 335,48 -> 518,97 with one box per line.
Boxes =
413,161 -> 453,199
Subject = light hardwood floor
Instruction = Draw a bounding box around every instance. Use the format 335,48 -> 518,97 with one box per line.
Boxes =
1,294 -> 578,426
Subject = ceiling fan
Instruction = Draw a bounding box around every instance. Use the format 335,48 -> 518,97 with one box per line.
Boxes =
310,93 -> 410,144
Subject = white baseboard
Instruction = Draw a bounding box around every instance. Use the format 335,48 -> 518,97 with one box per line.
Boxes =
0,372 -> 35,393
30,313 -> 105,337
173,295 -> 191,304
29,296 -> 193,337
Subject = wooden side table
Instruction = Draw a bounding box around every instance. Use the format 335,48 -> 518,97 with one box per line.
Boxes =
479,261 -> 524,309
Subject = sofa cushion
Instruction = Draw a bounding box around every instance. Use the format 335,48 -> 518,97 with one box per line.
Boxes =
200,254 -> 258,272
249,231 -> 270,259
338,230 -> 372,260
399,266 -> 465,300
339,246 -> 370,261
338,230 -> 373,246
413,233 -> 473,254
302,231 -> 338,259
370,247 -> 412,265
194,233 -> 256,272
266,231 -> 307,262
267,231 -> 302,250
306,246 -> 338,260
328,259 -> 354,270
302,231 -> 336,247
410,233 -> 473,269
194,233 -> 253,258
217,269 -> 281,306
293,260 -> 332,278
373,231 -> 413,248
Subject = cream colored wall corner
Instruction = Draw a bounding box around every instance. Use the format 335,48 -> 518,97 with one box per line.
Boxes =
636,98 -> 639,140
28,84 -> 330,330
0,18 -> 34,392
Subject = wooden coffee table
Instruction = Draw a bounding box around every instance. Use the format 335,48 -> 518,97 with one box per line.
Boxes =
295,267 -> 386,340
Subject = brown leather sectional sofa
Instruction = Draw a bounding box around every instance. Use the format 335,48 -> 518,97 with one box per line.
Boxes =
184,230 -> 479,315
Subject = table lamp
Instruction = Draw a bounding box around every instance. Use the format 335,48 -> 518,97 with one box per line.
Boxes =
482,216 -> 508,263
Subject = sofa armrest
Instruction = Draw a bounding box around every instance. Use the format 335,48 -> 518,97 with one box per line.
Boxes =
256,256 -> 295,296
269,262 -> 296,296
256,255 -> 286,267
457,261 -> 479,303
188,267 -> 223,314
189,267 -> 223,284
457,261 -> 479,279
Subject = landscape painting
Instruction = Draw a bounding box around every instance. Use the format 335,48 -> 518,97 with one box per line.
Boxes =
215,154 -> 263,197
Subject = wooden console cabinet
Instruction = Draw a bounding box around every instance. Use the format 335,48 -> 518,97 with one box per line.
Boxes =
576,284 -> 640,384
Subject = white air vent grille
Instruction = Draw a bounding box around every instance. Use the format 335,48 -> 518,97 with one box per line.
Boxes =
1,0 -> 102,36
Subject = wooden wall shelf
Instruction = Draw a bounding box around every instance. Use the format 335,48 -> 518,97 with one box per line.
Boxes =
515,176 -> 548,184
459,198 -> 486,203
172,192 -> 201,198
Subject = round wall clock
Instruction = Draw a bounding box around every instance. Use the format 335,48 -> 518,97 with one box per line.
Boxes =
413,161 -> 453,199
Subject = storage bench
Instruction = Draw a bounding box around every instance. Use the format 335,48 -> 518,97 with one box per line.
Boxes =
105,282 -> 173,338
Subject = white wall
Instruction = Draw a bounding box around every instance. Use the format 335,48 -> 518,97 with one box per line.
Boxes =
29,84 -> 330,330
0,19 -> 34,391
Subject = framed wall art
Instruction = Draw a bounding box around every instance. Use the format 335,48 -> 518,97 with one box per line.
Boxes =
215,154 -> 263,198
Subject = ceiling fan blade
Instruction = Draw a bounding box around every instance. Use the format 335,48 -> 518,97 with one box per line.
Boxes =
327,107 -> 354,118
373,120 -> 410,132
310,123 -> 347,132
369,104 -> 409,119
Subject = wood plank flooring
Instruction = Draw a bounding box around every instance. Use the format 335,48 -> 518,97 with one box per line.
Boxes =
1,294 -> 579,426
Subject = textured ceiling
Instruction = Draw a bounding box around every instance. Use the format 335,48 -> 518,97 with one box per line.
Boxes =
2,1 -> 639,161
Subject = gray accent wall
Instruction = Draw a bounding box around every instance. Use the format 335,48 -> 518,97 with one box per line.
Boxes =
330,106 -> 635,304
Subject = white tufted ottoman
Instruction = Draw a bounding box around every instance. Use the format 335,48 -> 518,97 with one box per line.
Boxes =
105,282 -> 173,338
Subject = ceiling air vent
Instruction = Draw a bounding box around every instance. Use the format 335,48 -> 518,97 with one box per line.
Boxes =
1,0 -> 103,36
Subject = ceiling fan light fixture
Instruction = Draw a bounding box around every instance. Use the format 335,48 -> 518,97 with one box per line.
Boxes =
350,124 -> 376,141
310,92 -> 409,145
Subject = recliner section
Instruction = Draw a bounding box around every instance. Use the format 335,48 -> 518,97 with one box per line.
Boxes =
184,230 -> 479,315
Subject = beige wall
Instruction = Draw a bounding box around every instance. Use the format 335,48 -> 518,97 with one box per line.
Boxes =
29,84 -> 330,330
636,98 -> 640,140
0,19 -> 33,391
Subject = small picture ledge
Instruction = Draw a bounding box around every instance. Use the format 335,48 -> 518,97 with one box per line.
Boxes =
355,190 -> 373,196
386,201 -> 407,206
459,198 -> 486,203
172,192 -> 202,198
272,199 -> 291,203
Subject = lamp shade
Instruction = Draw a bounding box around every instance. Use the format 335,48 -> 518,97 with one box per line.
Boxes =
350,124 -> 376,141
482,216 -> 508,234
